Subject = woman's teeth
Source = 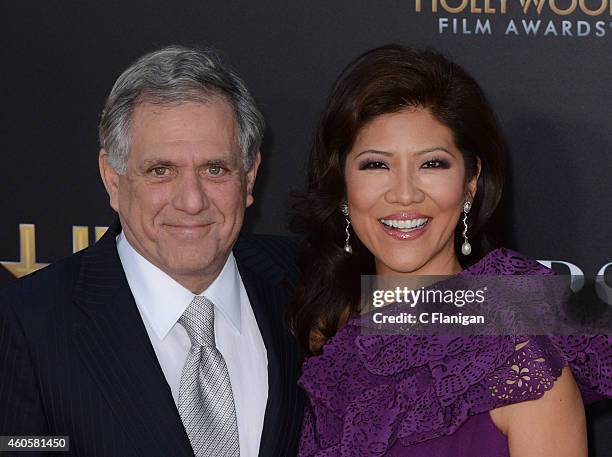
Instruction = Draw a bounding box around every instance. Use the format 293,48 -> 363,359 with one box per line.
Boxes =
380,217 -> 429,231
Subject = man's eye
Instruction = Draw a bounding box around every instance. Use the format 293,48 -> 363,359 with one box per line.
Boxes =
359,160 -> 388,170
207,166 -> 225,176
152,167 -> 168,176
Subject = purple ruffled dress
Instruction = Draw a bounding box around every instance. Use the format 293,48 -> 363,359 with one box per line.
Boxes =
298,248 -> 612,456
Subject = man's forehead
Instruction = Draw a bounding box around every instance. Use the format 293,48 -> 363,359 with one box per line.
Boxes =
127,99 -> 241,158
130,97 -> 235,126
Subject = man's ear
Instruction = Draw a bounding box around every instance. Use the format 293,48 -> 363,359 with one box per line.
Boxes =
245,150 -> 261,208
99,149 -> 120,212
467,156 -> 482,201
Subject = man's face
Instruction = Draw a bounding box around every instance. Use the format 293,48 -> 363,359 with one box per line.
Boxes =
100,99 -> 260,292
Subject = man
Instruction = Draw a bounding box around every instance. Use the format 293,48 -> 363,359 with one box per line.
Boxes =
0,46 -> 303,457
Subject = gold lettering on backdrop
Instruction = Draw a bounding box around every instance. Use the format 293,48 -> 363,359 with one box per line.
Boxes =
1,224 -> 109,278
416,0 -> 506,12
415,0 -> 609,14
95,226 -> 107,242
72,226 -> 108,252
1,224 -> 49,278
483,0 -> 499,13
579,0 -> 607,15
519,0 -> 548,13
440,0 -> 469,13
549,0 -> 578,14
73,226 -> 90,253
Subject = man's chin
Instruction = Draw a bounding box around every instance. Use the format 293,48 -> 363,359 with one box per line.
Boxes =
159,245 -> 226,273
161,224 -> 214,240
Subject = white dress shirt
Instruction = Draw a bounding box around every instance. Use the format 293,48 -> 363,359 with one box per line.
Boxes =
116,232 -> 268,457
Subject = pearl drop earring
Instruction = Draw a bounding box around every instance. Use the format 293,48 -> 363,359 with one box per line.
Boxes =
461,200 -> 472,256
340,203 -> 352,254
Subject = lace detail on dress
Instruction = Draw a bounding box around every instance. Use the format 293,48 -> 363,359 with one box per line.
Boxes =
299,333 -> 568,456
487,338 -> 563,401
549,335 -> 612,404
297,248 -> 612,457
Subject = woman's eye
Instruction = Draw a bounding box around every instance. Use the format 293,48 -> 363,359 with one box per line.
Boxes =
359,160 -> 388,170
421,159 -> 448,169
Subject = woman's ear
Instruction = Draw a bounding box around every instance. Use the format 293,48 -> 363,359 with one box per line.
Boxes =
467,156 -> 482,201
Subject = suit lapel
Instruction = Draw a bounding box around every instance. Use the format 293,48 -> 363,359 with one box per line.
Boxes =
238,264 -> 282,456
72,222 -> 194,457
234,238 -> 304,457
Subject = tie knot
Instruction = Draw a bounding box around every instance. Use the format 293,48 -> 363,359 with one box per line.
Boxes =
179,296 -> 216,348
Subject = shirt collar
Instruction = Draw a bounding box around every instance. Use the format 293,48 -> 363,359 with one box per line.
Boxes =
116,231 -> 242,340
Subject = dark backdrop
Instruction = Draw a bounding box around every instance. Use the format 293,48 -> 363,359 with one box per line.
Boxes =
1,1 -> 611,454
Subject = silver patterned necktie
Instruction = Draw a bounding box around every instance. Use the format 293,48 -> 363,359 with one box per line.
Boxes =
178,296 -> 240,457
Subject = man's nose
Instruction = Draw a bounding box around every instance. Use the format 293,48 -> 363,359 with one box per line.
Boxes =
384,171 -> 425,206
172,171 -> 210,214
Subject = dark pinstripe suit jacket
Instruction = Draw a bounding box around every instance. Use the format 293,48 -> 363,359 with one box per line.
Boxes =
0,221 -> 304,457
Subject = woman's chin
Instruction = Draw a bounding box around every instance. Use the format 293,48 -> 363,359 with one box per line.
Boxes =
374,257 -> 429,276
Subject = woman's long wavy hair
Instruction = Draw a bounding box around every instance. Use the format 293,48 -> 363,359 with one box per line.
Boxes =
288,44 -> 505,354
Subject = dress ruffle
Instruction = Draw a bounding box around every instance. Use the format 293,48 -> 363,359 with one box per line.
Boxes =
298,248 -> 612,457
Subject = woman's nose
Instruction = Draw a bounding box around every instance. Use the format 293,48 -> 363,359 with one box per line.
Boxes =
384,171 -> 425,206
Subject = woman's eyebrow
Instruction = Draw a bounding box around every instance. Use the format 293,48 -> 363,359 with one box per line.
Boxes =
354,146 -> 453,159
354,149 -> 393,159
413,146 -> 452,156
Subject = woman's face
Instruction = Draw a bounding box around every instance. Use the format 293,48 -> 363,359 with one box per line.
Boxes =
344,108 -> 478,276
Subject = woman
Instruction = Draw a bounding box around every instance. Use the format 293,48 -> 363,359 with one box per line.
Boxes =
289,45 -> 611,456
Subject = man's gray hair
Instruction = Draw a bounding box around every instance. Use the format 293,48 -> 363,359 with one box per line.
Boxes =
99,45 -> 265,174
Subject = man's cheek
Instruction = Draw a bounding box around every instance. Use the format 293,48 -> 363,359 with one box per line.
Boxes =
140,188 -> 172,212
